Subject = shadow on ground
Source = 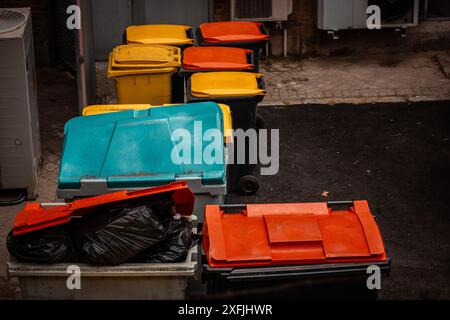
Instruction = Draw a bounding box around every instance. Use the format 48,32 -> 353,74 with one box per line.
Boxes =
228,101 -> 450,300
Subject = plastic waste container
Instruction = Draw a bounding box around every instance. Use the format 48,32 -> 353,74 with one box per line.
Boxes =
125,24 -> 194,48
202,201 -> 390,300
181,46 -> 255,74
107,44 -> 181,105
180,46 -> 256,109
187,72 -> 266,195
82,103 -> 233,145
124,25 -> 195,103
57,103 -> 227,223
196,21 -> 269,72
7,182 -> 199,300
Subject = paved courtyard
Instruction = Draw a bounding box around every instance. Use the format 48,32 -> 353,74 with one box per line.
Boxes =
96,50 -> 450,105
261,50 -> 450,105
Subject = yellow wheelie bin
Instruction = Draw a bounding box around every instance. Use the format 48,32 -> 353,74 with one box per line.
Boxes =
107,44 -> 181,105
187,72 -> 266,195
125,24 -> 194,49
124,25 -> 195,103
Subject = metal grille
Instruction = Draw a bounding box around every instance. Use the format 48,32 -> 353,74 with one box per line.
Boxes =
55,0 -> 77,73
0,9 -> 26,34
235,0 -> 272,19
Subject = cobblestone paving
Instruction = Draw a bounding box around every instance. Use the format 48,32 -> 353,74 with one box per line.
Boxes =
260,51 -> 450,106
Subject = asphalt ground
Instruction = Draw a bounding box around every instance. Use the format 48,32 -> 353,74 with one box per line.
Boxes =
228,101 -> 450,300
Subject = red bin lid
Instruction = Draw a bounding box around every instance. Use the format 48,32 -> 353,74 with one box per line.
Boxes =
203,201 -> 388,268
199,21 -> 269,44
183,46 -> 254,71
13,182 -> 195,236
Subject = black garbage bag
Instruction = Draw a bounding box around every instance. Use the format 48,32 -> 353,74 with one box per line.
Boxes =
147,193 -> 177,222
131,217 -> 193,263
73,204 -> 167,266
7,227 -> 76,263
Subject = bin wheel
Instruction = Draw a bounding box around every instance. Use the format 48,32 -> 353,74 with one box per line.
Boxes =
256,114 -> 265,130
238,175 -> 259,195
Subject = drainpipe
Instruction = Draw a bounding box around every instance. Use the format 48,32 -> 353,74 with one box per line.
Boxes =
76,0 -> 87,111
284,27 -> 288,57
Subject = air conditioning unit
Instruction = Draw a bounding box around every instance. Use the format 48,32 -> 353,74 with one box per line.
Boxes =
0,8 -> 41,199
318,0 -> 419,37
231,0 -> 293,21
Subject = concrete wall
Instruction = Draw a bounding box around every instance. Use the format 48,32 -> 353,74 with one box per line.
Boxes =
213,0 -> 450,56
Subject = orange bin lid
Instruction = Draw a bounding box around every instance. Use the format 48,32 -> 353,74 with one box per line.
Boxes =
203,201 -> 388,268
13,182 -> 195,236
183,47 -> 254,71
199,21 -> 269,44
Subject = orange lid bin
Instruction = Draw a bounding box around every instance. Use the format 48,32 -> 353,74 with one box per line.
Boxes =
199,21 -> 269,44
13,182 -> 194,236
183,47 -> 254,71
203,201 -> 389,268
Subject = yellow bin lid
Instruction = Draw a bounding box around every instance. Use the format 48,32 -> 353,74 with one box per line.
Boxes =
112,44 -> 181,69
107,53 -> 176,78
190,72 -> 266,98
82,103 -> 233,144
82,104 -> 152,116
126,25 -> 194,45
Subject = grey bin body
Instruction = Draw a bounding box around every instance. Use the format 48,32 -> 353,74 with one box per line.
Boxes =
0,8 -> 41,199
8,230 -> 198,300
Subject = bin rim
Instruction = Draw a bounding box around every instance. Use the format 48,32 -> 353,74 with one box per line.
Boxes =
82,104 -> 152,116
12,182 -> 195,236
7,241 -> 198,277
126,24 -> 194,45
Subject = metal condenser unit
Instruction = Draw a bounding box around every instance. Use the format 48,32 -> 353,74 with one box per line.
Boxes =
0,7 -> 41,199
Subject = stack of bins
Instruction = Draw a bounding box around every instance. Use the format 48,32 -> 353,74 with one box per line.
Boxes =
124,25 -> 195,103
7,182 -> 199,300
203,201 -> 391,300
57,102 -> 228,224
107,44 -> 181,105
196,21 -> 269,72
187,72 -> 266,194
180,46 -> 256,115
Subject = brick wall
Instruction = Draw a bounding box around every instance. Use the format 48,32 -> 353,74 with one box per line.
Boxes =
212,0 -> 318,56
212,0 -> 450,56
0,0 -> 56,65
213,0 -> 231,21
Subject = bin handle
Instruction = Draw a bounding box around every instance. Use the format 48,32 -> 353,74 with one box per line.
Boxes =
186,28 -> 194,42
217,260 -> 390,282
259,24 -> 269,37
219,204 -> 247,213
220,202 -> 355,213
247,51 -> 255,69
327,200 -> 353,207
258,77 -> 267,90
